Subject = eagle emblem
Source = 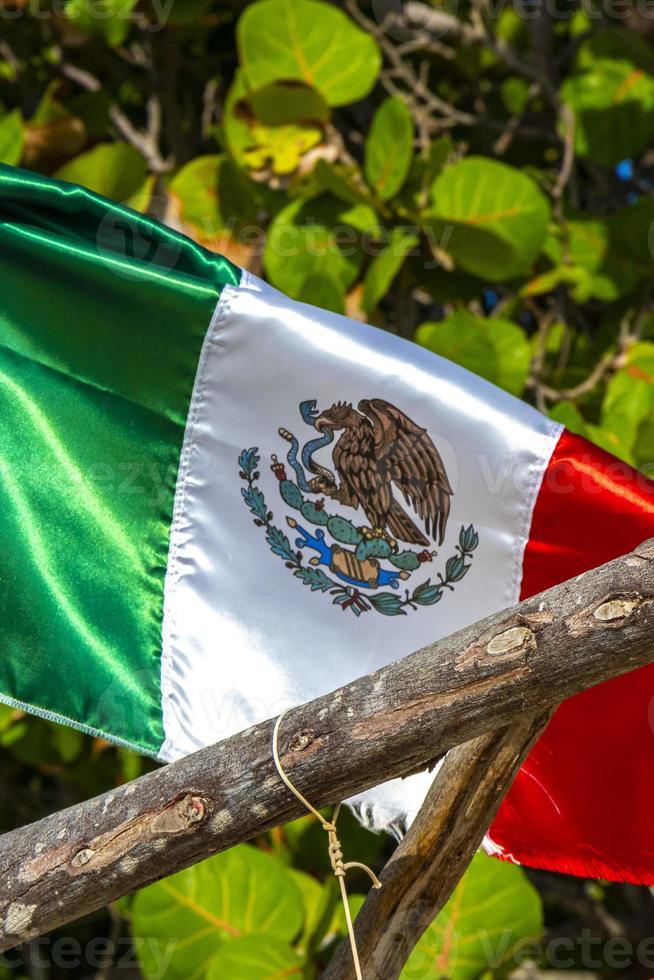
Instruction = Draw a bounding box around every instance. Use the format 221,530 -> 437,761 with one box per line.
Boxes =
311,398 -> 452,547
239,398 -> 478,617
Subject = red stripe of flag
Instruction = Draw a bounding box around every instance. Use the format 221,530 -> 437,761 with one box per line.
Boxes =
489,430 -> 654,882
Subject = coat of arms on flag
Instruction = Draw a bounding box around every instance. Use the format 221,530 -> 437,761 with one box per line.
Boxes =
239,398 -> 479,616
4,164 -> 654,889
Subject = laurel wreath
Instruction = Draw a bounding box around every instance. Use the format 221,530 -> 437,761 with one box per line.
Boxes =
239,448 -> 479,617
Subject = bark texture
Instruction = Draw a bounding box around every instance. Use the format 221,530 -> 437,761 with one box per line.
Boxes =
2,539 -> 654,951
322,711 -> 553,980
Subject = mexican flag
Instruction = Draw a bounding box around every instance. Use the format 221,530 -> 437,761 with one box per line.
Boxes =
2,163 -> 654,884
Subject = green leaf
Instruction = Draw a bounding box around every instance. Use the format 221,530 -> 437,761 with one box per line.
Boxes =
527,218 -> 644,303
296,273 -> 345,314
24,83 -> 86,165
396,138 -> 453,212
51,725 -> 84,763
118,748 -> 144,782
206,935 -> 301,980
248,82 -> 329,126
237,0 -> 381,107
549,401 -> 589,438
0,712 -> 29,750
599,343 -> 654,462
65,0 -> 137,46
364,97 -> 414,201
607,198 -> 654,268
131,845 -> 304,980
68,90 -> 111,139
363,227 -> 418,312
169,154 -> 270,242
247,124 -> 322,175
314,159 -> 374,207
566,218 -> 640,301
428,136 -> 454,176
563,65 -> 654,167
0,968 -> 28,980
30,80 -> 70,126
577,28 -> 654,73
163,0 -> 216,25
288,868 -> 334,952
416,311 -> 531,396
430,158 -> 550,280
327,892 -> 366,939
0,109 -> 23,166
0,704 -> 19,735
500,76 -> 530,115
54,143 -> 152,210
169,154 -> 232,240
223,73 -> 323,175
264,194 -> 376,298
414,265 -> 482,305
401,851 -> 543,980
562,33 -> 654,166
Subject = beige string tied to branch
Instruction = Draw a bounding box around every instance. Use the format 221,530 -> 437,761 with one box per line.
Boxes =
272,710 -> 382,980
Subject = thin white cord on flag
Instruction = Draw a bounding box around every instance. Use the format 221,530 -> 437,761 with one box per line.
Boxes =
272,710 -> 382,980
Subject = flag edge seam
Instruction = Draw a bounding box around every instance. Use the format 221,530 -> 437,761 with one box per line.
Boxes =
159,273 -> 243,761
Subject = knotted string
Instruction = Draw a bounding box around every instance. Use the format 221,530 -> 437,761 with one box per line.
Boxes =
272,710 -> 382,980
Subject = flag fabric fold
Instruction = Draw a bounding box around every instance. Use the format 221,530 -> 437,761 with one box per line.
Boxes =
2,163 -> 654,884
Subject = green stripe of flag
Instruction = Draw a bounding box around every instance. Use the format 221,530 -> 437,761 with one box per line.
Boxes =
0,165 -> 239,754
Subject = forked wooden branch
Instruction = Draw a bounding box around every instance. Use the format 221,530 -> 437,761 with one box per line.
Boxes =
322,711 -> 553,980
2,539 -> 654,951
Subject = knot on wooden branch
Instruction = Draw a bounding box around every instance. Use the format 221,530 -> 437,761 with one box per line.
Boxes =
65,795 -> 210,875
289,729 -> 316,753
568,593 -> 648,636
456,615 -> 544,672
149,794 -> 209,834
486,626 -> 532,656
70,848 -> 94,869
593,597 -> 642,622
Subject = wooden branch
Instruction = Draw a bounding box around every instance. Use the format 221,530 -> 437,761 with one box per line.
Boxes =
322,711 -> 553,980
2,539 -> 654,950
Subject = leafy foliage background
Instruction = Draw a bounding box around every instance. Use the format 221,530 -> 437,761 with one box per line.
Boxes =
2,0 -> 654,976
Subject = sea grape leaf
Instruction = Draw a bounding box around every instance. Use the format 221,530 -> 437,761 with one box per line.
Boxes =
65,0 -> 137,46
599,342 -> 654,463
265,194 -> 377,298
562,32 -> 654,166
237,0 -> 381,107
55,143 -> 152,211
314,159 -> 374,207
169,153 -> 273,241
401,852 -> 542,980
248,81 -> 329,126
205,935 -> 302,980
364,97 -> 414,201
0,110 -> 23,166
363,227 -> 419,312
416,311 -> 531,396
131,845 -> 304,979
430,157 -> 550,280
223,73 -> 323,175
297,273 -> 345,314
